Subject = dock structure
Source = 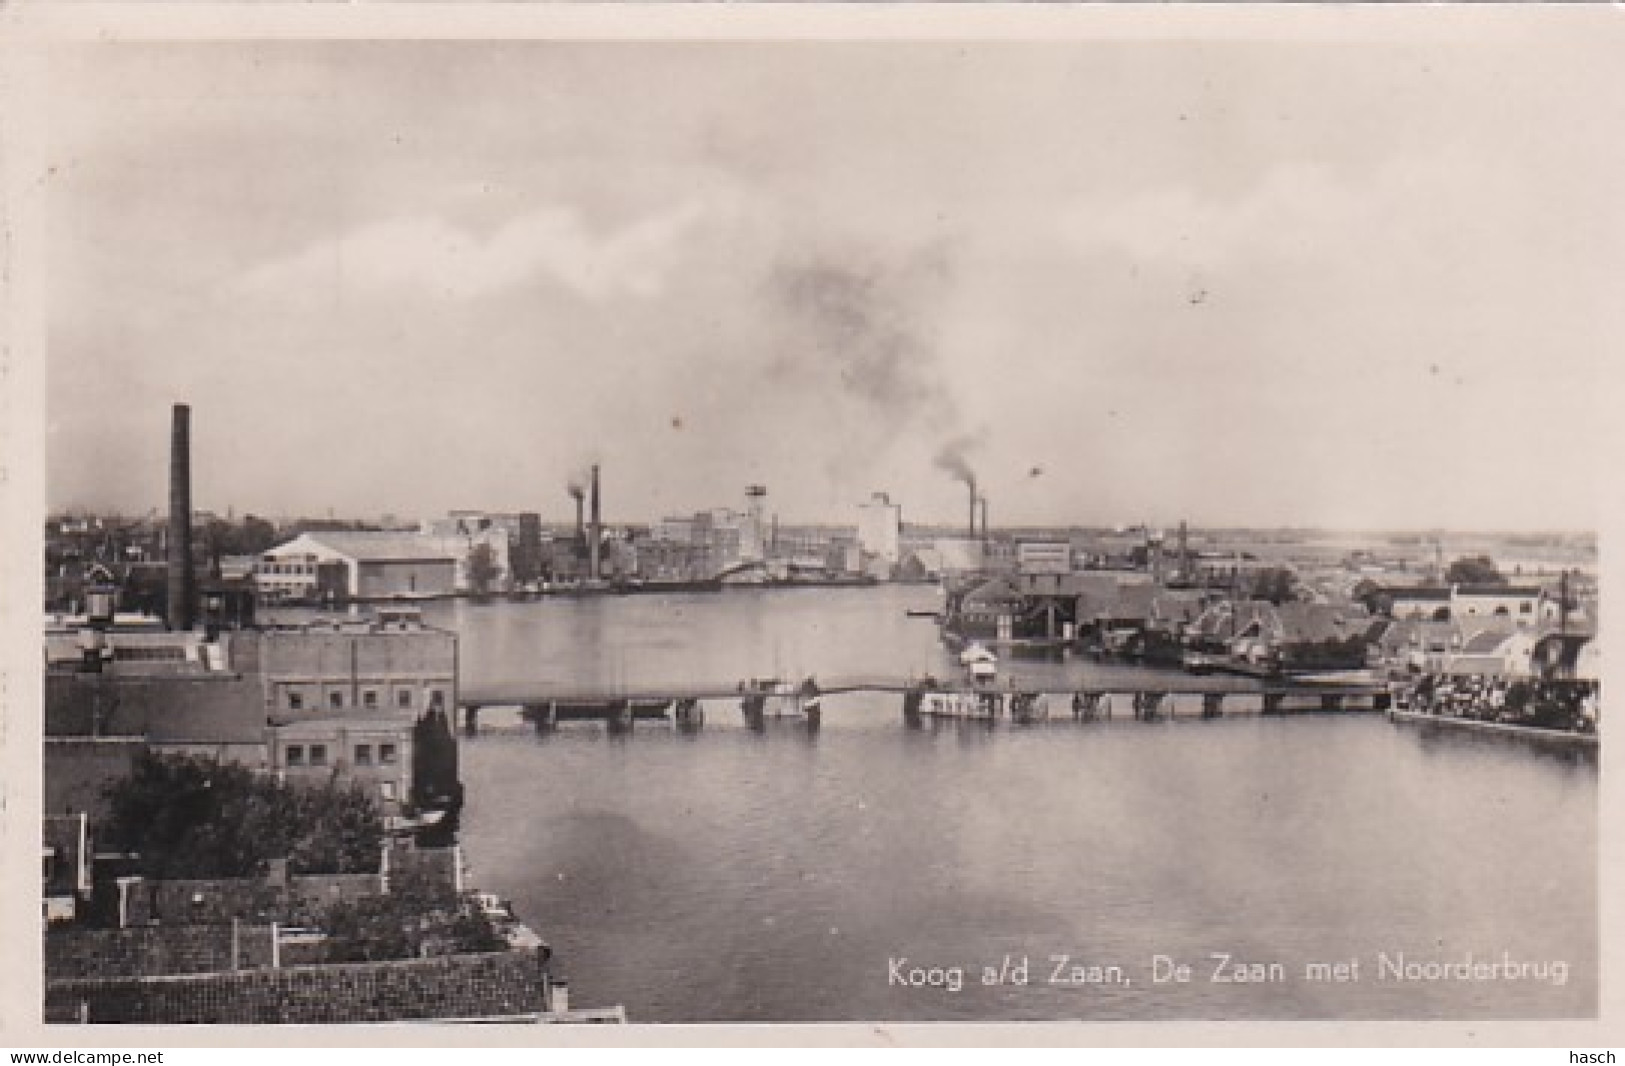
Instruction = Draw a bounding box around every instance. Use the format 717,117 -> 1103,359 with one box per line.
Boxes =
459,674 -> 1389,734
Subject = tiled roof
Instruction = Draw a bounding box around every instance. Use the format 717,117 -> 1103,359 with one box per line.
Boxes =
46,673 -> 267,744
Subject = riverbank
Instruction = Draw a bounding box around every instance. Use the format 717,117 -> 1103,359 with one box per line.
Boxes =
1387,708 -> 1598,750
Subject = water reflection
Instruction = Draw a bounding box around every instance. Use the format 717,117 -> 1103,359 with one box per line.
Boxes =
443,590 -> 1596,1023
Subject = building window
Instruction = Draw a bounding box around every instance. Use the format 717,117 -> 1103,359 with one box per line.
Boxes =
363,690 -> 378,710
329,692 -> 344,710
287,745 -> 305,766
355,744 -> 372,766
1520,602 -> 1532,614
379,781 -> 397,802
288,692 -> 304,711
309,744 -> 328,767
397,690 -> 412,709
379,743 -> 397,765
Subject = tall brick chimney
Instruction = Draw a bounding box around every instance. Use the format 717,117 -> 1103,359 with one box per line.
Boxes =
166,403 -> 195,631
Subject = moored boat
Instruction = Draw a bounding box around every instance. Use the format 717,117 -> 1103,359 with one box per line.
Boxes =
740,676 -> 823,719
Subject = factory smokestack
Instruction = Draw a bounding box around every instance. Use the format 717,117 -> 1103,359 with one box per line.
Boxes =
980,496 -> 989,544
589,464 -> 602,581
967,476 -> 978,541
568,484 -> 585,543
166,403 -> 195,631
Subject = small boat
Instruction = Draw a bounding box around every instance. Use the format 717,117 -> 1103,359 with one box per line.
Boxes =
471,893 -> 551,954
1182,650 -> 1220,675
959,643 -> 999,682
1288,668 -> 1381,686
959,643 -> 998,666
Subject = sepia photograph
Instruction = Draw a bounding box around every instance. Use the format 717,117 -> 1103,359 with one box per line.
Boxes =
14,12 -> 1618,1039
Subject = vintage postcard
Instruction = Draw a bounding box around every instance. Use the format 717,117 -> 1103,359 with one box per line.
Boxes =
2,4 -> 1621,1049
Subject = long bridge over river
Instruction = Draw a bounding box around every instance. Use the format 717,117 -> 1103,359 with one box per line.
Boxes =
457,671 -> 1391,733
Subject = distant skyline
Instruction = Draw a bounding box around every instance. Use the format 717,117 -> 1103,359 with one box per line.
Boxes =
44,34 -> 1620,533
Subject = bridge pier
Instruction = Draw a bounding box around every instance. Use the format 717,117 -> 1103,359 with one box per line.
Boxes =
675,698 -> 704,732
1263,693 -> 1285,716
742,694 -> 766,732
531,701 -> 557,732
463,705 -> 481,736
1202,692 -> 1225,719
902,689 -> 924,729
1320,693 -> 1344,713
607,700 -> 633,735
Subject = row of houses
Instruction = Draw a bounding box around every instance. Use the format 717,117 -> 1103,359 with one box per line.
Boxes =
945,570 -> 1601,680
1375,616 -> 1601,682
44,605 -> 465,924
950,571 -> 1345,639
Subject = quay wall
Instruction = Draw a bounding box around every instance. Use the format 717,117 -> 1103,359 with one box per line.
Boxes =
1386,709 -> 1598,750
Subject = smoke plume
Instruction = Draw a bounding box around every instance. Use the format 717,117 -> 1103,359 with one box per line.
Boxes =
763,243 -> 987,491
933,432 -> 984,487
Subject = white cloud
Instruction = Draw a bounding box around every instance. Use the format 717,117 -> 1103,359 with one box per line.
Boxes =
235,200 -> 710,304
1061,160 -> 1417,273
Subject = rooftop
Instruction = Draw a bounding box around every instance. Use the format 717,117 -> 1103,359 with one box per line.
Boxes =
1455,585 -> 1543,597
271,532 -> 456,564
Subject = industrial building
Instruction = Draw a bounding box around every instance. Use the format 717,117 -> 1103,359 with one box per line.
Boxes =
269,716 -> 415,813
259,532 -> 456,601
856,492 -> 902,573
250,610 -> 457,718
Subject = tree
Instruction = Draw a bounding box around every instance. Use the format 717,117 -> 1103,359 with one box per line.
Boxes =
322,868 -> 506,963
1247,567 -> 1301,606
101,752 -> 383,879
1445,554 -> 1506,587
1351,579 -> 1394,617
466,542 -> 500,595
238,515 -> 280,556
411,707 -> 464,847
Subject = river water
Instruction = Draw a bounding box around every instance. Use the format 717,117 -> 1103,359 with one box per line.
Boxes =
426,586 -> 1597,1023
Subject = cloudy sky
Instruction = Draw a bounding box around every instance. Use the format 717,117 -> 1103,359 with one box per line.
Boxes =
43,32 -> 1621,532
